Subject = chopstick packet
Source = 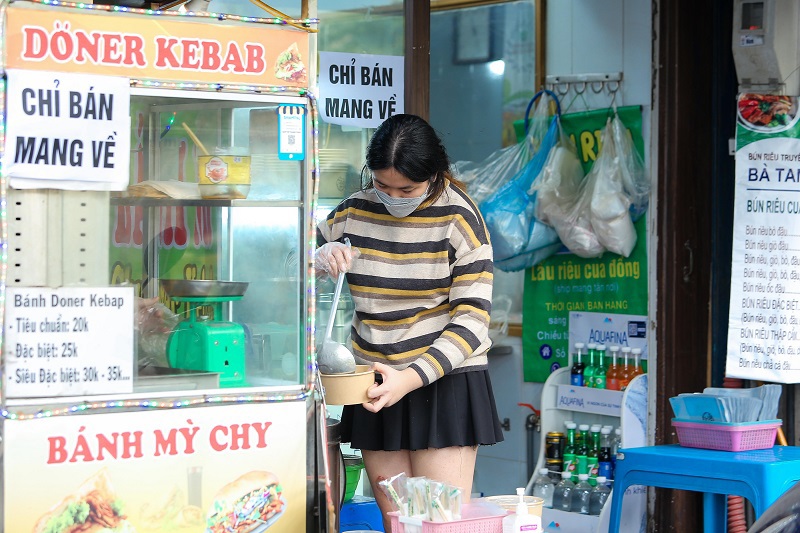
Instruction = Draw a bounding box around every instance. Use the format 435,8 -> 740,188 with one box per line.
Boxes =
427,480 -> 451,522
444,484 -> 462,520
407,476 -> 429,519
378,472 -> 408,515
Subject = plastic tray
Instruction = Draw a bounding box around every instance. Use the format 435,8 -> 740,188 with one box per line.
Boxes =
672,418 -> 781,451
388,503 -> 506,533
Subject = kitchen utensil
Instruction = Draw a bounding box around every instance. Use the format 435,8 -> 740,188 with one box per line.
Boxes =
163,280 -> 250,387
317,240 -> 356,375
182,122 -> 210,156
161,279 -> 249,298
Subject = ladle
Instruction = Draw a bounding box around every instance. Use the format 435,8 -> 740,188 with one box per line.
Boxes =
317,239 -> 357,375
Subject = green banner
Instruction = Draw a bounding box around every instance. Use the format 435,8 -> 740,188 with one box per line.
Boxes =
522,106 -> 649,382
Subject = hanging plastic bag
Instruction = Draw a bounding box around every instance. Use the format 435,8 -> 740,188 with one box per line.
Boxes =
531,127 -> 605,258
455,139 -> 534,206
588,117 -> 638,257
479,90 -> 562,271
454,89 -> 554,205
610,113 -> 650,221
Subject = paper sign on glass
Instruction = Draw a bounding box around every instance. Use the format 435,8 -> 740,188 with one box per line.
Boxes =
4,69 -> 131,191
5,287 -> 134,397
319,52 -> 404,128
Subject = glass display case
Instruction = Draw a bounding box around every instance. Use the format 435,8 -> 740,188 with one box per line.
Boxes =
111,89 -> 310,393
0,3 -> 325,533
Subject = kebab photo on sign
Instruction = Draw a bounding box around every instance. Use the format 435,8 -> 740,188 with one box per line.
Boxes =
274,43 -> 307,83
32,468 -> 136,533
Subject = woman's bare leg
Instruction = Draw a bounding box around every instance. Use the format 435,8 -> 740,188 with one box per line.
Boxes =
410,446 -> 478,502
362,446 -> 479,531
362,449 -> 413,532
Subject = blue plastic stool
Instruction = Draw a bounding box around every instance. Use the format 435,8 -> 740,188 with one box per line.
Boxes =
608,445 -> 800,532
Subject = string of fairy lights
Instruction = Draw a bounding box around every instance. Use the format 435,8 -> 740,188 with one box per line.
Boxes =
0,1 -> 327,421
34,0 -> 320,28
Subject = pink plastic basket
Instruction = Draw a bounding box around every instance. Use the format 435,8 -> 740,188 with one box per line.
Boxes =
672,419 -> 781,451
389,504 -> 506,533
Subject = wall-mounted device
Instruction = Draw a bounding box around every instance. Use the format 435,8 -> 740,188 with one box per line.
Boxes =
733,0 -> 800,93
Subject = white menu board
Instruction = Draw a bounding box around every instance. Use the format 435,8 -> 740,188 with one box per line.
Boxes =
727,93 -> 800,383
5,287 -> 134,397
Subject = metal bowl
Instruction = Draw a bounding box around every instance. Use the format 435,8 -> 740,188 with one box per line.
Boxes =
160,279 -> 249,298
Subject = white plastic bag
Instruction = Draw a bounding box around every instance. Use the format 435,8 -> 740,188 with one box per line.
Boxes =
454,95 -> 553,205
588,117 -> 637,257
533,130 -> 605,258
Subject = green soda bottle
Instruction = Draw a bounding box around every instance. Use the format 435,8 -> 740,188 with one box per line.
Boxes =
577,424 -> 591,455
594,344 -> 607,389
563,421 -> 578,482
587,425 -> 602,486
584,343 -> 598,388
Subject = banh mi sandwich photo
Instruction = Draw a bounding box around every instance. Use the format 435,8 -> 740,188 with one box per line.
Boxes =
274,43 -> 307,83
32,468 -> 135,533
206,471 -> 284,533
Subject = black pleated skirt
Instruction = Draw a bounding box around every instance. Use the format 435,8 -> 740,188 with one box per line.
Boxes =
339,369 -> 505,451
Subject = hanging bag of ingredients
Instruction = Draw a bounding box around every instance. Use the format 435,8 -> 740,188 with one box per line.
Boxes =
610,112 -> 650,221
587,115 -> 643,257
532,124 -> 606,258
479,89 -> 562,271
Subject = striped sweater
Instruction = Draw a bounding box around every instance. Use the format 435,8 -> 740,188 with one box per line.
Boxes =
317,181 -> 494,386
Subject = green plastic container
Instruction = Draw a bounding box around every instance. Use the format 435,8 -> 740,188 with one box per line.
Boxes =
343,454 -> 364,502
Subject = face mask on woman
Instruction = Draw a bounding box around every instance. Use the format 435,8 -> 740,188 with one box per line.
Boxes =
374,185 -> 429,218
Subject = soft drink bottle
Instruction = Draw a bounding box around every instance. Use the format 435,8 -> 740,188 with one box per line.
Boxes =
589,476 -> 611,515
552,471 -> 575,512
577,424 -> 591,455
606,346 -> 621,390
587,425 -> 601,486
570,343 -> 586,386
631,348 -> 644,378
619,346 -> 633,390
532,467 -> 555,508
598,427 -> 613,481
584,343 -> 598,387
563,421 -> 578,482
594,344 -> 607,389
571,473 -> 592,514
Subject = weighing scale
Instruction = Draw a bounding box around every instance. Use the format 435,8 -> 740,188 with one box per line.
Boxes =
163,280 -> 249,388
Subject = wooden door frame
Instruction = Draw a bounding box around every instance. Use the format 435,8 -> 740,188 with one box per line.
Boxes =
653,0 -> 720,529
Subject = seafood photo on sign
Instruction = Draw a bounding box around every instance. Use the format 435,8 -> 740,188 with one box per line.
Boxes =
738,94 -> 799,132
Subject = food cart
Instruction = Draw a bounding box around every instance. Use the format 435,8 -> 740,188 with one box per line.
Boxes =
0,1 -> 330,531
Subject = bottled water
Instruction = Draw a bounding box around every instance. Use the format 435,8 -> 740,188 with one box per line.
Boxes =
589,476 -> 612,515
551,470 -> 574,512
532,468 -> 555,508
571,473 -> 592,514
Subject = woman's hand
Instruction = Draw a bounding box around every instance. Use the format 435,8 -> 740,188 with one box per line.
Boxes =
362,362 -> 424,413
314,241 -> 358,278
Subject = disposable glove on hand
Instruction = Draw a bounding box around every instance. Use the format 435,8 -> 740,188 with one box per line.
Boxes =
314,241 -> 359,278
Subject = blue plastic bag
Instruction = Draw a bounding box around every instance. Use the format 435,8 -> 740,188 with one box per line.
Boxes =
480,90 -> 562,272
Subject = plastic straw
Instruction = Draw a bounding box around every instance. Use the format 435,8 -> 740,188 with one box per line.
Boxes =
181,122 -> 210,156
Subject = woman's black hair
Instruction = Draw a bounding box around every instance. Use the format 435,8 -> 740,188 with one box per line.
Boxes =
360,114 -> 460,201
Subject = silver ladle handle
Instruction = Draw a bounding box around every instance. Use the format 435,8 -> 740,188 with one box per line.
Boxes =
323,238 -> 350,341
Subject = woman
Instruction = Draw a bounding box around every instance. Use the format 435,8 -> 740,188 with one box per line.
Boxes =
315,114 -> 503,530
